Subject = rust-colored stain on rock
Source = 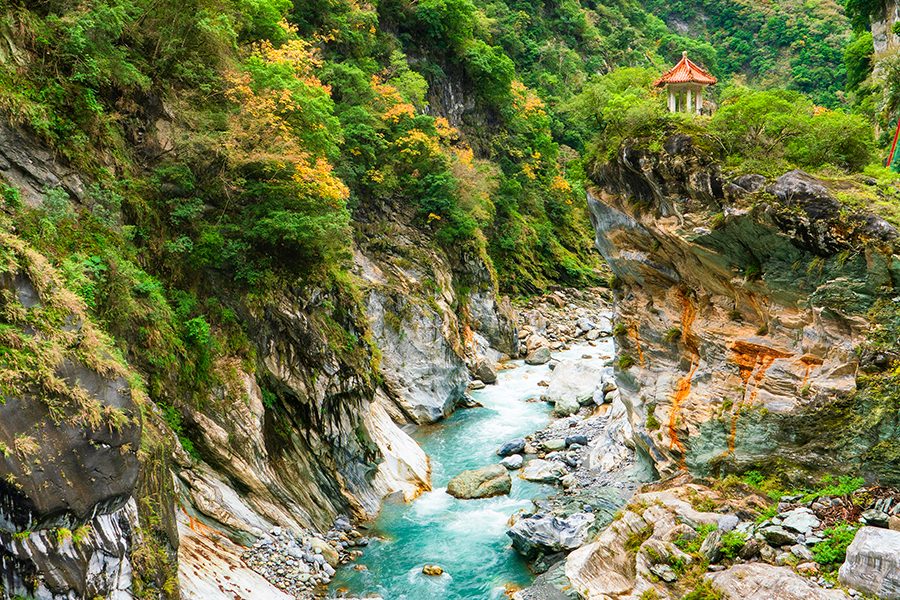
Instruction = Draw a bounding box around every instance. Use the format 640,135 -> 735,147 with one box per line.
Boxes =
727,340 -> 794,453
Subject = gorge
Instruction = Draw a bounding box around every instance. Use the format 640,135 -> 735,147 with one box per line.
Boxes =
1,0 -> 900,599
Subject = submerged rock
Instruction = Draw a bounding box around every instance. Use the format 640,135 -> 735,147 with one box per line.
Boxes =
447,465 -> 512,499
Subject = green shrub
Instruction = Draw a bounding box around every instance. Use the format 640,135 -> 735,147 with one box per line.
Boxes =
617,353 -> 635,370
719,531 -> 747,559
675,523 -> 717,554
812,523 -> 858,567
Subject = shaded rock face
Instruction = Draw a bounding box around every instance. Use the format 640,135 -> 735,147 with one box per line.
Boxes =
0,500 -> 139,600
0,253 -> 142,598
0,122 -> 86,207
0,359 -> 139,531
587,136 -> 900,481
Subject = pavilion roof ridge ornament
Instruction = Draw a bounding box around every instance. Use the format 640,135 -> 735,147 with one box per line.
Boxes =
654,52 -> 717,87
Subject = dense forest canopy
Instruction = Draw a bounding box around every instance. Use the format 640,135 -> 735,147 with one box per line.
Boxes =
0,0 -> 877,295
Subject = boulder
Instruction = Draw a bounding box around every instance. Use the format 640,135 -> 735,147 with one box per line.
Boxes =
565,435 -> 588,448
717,514 -> 739,532
508,512 -> 595,558
838,526 -> 900,599
422,565 -> 444,576
525,347 -> 552,365
761,525 -> 798,546
709,563 -> 848,599
543,438 -> 566,452
500,454 -> 524,470
860,508 -> 890,528
497,438 -> 526,457
468,380 -> 486,391
472,359 -> 498,385
447,465 -> 511,499
308,537 -> 340,568
543,361 -> 604,416
700,529 -> 723,562
521,459 -> 567,483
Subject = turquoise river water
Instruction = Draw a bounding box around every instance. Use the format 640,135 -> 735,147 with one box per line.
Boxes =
329,340 -> 615,599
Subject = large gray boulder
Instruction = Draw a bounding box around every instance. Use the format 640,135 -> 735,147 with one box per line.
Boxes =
839,527 -> 900,599
447,465 -> 511,499
543,361 -> 603,416
508,512 -> 596,558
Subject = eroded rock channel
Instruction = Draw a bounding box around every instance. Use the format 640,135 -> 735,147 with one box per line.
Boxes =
324,290 -> 645,599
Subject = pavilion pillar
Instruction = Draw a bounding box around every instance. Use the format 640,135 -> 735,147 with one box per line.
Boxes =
686,88 -> 692,113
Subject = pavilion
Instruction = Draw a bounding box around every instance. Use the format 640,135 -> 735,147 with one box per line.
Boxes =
655,52 -> 717,115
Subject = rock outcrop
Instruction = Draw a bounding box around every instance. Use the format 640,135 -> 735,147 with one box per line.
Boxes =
587,134 -> 900,481
0,235 -> 144,599
839,526 -> 900,599
354,200 -> 517,424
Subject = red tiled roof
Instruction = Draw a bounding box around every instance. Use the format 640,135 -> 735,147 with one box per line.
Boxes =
655,53 -> 717,87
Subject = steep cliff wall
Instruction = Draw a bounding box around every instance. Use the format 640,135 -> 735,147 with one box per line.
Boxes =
0,108 -> 517,600
873,0 -> 900,52
588,135 -> 900,483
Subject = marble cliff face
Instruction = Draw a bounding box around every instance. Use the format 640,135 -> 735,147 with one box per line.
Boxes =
586,134 -> 900,482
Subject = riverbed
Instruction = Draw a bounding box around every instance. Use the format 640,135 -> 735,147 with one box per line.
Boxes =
329,339 -> 615,599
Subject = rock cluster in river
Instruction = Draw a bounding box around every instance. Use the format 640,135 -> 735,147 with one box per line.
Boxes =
515,287 -> 613,360
241,517 -> 369,597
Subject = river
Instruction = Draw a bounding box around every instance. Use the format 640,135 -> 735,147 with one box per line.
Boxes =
329,338 -> 616,599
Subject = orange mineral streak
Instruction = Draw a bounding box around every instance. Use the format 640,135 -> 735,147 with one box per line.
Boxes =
630,324 -> 645,367
727,341 -> 794,453
797,354 -> 824,389
668,294 -> 700,464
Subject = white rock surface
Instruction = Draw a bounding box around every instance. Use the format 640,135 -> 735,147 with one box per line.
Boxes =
543,360 -> 604,416
839,526 -> 900,600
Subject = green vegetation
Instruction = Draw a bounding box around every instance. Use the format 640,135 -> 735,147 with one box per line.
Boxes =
572,76 -> 877,177
674,523 -> 717,554
617,353 -> 636,370
646,402 -> 661,431
719,531 -> 747,560
625,524 -> 654,553
812,523 -> 859,568
645,0 -> 850,107
682,580 -> 724,600
736,470 -> 866,503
